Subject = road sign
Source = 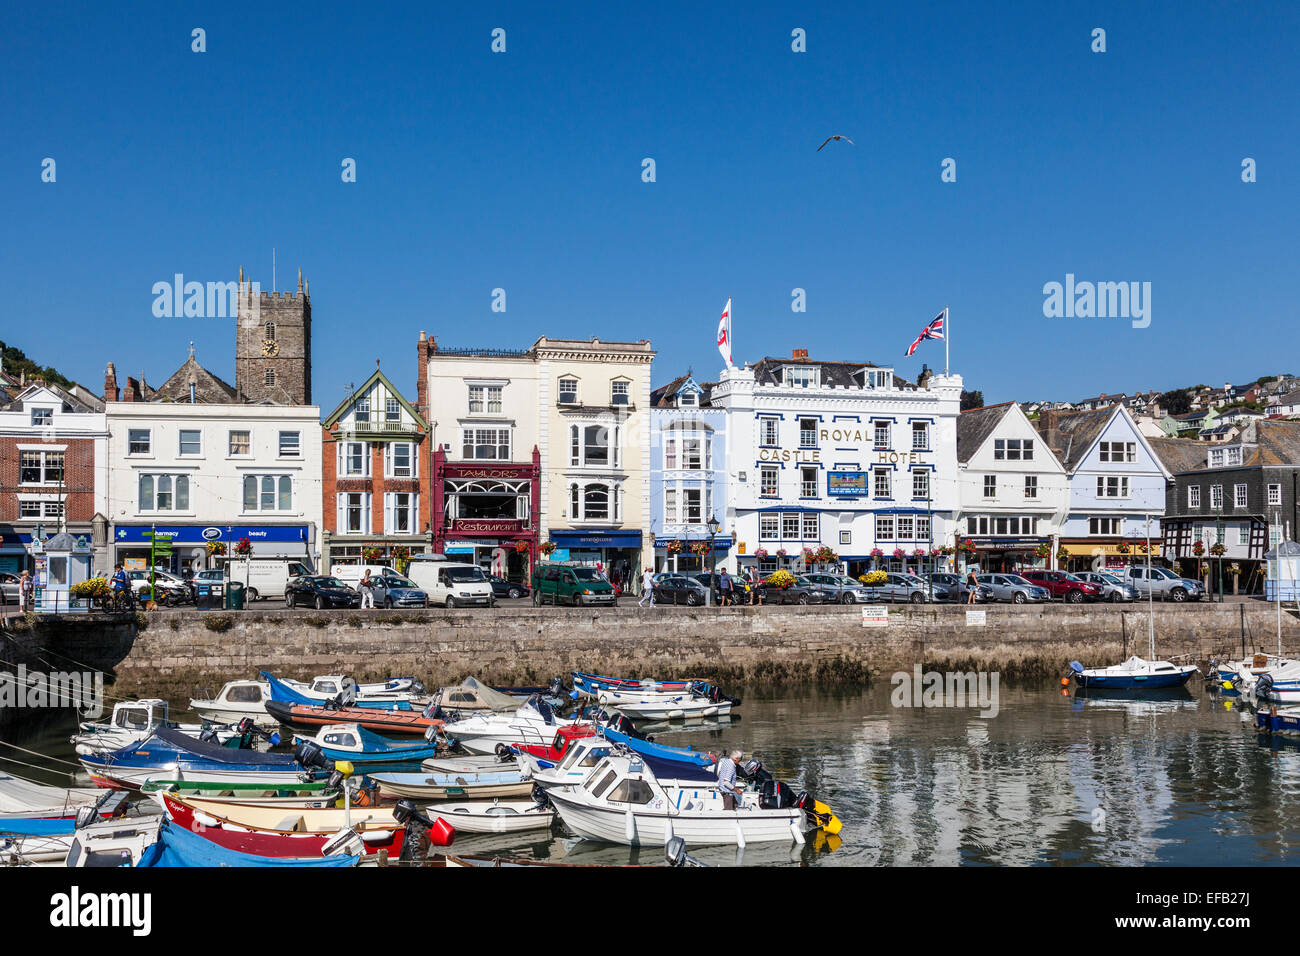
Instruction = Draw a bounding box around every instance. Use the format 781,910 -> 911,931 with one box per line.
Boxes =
860,605 -> 889,627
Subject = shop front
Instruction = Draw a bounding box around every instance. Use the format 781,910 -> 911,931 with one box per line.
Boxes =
965,537 -> 1051,574
654,533 -> 733,574
112,524 -> 315,575
547,530 -> 644,594
1058,541 -> 1164,574
433,453 -> 540,585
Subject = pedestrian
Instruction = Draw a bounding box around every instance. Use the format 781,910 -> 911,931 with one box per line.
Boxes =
716,749 -> 744,810
638,566 -> 656,607
360,569 -> 375,609
719,568 -> 733,607
18,570 -> 33,612
965,565 -> 980,605
110,564 -> 130,609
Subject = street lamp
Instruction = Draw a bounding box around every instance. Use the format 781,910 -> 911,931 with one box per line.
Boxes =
706,515 -> 720,606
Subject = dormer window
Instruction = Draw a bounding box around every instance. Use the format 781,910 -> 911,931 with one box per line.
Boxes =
784,367 -> 819,388
678,390 -> 696,407
865,369 -> 893,389
1226,446 -> 1242,466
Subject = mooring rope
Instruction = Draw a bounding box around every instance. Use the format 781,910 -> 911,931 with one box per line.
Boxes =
0,739 -> 82,769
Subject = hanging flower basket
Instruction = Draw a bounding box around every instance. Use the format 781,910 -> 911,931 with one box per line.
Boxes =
1116,541 -> 1131,554
1136,541 -> 1151,554
912,547 -> 927,558
1055,546 -> 1070,562
928,548 -> 943,557
892,547 -> 907,559
1228,562 -> 1241,575
870,548 -> 884,558
233,537 -> 253,557
1192,541 -> 1206,557
858,570 -> 887,586
801,547 -> 816,563
939,545 -> 954,556
361,545 -> 384,563
666,539 -> 683,555
765,569 -> 797,589
689,541 -> 711,556
205,540 -> 227,556
814,546 -> 838,563
391,546 -> 411,573
1210,542 -> 1227,557
539,540 -> 557,556
753,547 -> 769,559
775,548 -> 788,559
1033,543 -> 1051,559
514,540 -> 530,553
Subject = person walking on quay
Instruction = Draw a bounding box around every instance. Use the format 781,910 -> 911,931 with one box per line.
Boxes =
638,566 -> 656,607
716,749 -> 744,810
965,565 -> 980,605
360,569 -> 375,609
18,569 -> 33,612
719,567 -> 733,607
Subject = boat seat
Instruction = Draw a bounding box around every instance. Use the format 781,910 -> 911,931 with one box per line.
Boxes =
276,814 -> 306,832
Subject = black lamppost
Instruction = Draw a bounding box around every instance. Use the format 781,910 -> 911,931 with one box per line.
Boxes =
706,515 -> 720,607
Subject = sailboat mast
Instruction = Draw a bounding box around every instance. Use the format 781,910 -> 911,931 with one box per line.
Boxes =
1276,510 -> 1283,657
1146,514 -> 1154,658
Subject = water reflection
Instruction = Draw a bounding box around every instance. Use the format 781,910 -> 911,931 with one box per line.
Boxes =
5,680 -> 1297,866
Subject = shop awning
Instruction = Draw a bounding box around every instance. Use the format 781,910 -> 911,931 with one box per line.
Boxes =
550,531 -> 643,548
1059,543 -> 1162,557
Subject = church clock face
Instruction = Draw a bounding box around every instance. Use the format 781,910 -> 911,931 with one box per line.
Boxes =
261,339 -> 279,357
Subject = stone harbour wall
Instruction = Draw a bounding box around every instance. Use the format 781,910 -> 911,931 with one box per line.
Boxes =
100,602 -> 1300,701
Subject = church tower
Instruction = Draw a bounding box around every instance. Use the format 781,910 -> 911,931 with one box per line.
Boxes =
234,267 -> 312,405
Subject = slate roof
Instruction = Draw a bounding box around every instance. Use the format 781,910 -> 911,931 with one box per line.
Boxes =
1034,406 -> 1118,470
1147,437 -> 1207,474
955,402 -> 1014,463
1252,420 -> 1300,466
749,357 -> 914,389
148,354 -> 237,403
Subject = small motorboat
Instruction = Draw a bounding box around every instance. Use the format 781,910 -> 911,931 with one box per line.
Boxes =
0,771 -> 116,819
264,699 -> 444,736
369,769 -> 534,801
421,753 -> 518,775
189,679 -> 276,727
425,798 -> 556,834
277,673 -> 426,703
1069,657 -> 1199,690
292,723 -> 438,771
426,676 -> 535,720
511,723 -> 599,771
440,695 -> 576,755
1255,705 -> 1300,736
1,812 -> 162,866
571,672 -> 701,698
1230,661 -> 1300,704
262,671 -> 423,710
139,778 -> 356,810
136,817 -> 362,868
79,725 -> 322,790
544,751 -> 839,847
597,689 -> 733,720
73,701 -> 276,756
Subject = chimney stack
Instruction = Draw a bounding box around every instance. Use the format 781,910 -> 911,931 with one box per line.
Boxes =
124,377 -> 139,402
104,363 -> 119,403
416,331 -> 430,421
792,348 -> 808,360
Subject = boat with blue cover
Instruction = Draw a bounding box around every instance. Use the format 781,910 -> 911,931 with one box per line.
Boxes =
1069,657 -> 1198,690
262,671 -> 416,711
79,725 -> 323,790
293,723 -> 438,770
137,817 -> 361,868
597,720 -> 718,781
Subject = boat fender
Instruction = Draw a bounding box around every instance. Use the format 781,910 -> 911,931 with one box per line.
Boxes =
624,807 -> 636,843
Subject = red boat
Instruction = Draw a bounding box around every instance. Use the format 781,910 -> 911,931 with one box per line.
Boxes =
161,792 -> 420,858
265,699 -> 445,736
511,723 -> 598,767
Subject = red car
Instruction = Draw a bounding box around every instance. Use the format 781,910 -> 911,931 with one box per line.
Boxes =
1020,570 -> 1102,603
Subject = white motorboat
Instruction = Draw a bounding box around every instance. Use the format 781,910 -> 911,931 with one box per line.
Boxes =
425,798 -> 555,834
275,674 -> 428,706
189,679 -> 276,727
70,699 -> 251,756
422,754 -> 517,775
544,751 -> 840,848
368,769 -> 534,801
597,689 -> 733,720
0,813 -> 162,866
441,696 -> 576,755
520,736 -> 615,788
1228,659 -> 1300,704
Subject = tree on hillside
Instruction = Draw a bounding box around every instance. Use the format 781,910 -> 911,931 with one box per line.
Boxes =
1162,388 -> 1191,415
960,390 -> 984,411
0,340 -> 75,390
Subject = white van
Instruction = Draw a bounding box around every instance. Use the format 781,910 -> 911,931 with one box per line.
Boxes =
221,557 -> 313,601
405,557 -> 494,608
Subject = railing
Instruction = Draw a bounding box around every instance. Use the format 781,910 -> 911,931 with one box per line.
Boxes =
436,346 -> 528,358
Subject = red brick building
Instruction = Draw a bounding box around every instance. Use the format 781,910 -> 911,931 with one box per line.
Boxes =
320,366 -> 432,567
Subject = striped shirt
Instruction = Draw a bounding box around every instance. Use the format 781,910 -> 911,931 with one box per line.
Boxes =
716,756 -> 739,793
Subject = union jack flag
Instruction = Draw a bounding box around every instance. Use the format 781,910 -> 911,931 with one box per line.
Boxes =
905,309 -> 946,357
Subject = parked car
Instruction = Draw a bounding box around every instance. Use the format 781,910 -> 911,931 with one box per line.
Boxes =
1075,571 -> 1140,603
0,572 -> 21,606
861,572 -> 939,604
691,572 -> 753,604
975,573 -> 1051,604
924,572 -> 992,603
1121,565 -> 1206,602
285,576 -> 361,609
487,575 -> 530,600
802,572 -> 875,604
756,575 -> 836,605
653,575 -> 710,606
1019,570 -> 1103,604
367,574 -> 429,608
532,565 -> 617,607
127,569 -> 191,604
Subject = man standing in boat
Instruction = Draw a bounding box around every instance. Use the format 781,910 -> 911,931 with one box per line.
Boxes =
717,749 -> 744,809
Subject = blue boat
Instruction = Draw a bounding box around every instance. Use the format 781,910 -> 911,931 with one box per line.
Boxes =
79,725 -> 321,790
1069,657 -> 1198,690
292,723 -> 438,770
138,818 -> 359,868
1256,706 -> 1300,736
261,671 -> 415,711
597,724 -> 718,783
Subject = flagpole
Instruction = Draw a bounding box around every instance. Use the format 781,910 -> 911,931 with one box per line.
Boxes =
945,306 -> 950,377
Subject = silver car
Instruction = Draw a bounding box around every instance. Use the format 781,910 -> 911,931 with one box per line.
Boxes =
864,572 -> 939,604
1122,565 -> 1206,602
925,572 -> 992,603
803,573 -> 875,604
1076,571 -> 1139,603
976,573 -> 1051,604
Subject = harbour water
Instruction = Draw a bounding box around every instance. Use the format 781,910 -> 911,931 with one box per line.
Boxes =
6,679 -> 1297,867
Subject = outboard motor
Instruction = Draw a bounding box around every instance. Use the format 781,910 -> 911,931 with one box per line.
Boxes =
602,712 -> 649,741
665,835 -> 705,867
1257,673 -> 1275,702
198,726 -> 220,744
760,779 -> 798,809
74,805 -> 98,830
531,783 -> 551,809
393,798 -> 455,861
410,681 -> 427,696
548,676 -> 565,699
294,739 -> 335,774
494,742 -> 516,762
739,759 -> 773,787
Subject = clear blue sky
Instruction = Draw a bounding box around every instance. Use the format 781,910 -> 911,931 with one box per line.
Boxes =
3,0 -> 1296,407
